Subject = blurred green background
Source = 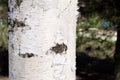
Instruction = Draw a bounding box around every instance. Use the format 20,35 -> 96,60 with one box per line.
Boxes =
0,0 -> 118,79
0,0 -> 8,76
77,0 -> 118,58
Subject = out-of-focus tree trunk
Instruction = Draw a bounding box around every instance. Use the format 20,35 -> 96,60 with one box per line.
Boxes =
114,27 -> 120,80
8,0 -> 78,80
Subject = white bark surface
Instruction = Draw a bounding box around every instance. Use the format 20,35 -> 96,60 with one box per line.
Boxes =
8,0 -> 78,80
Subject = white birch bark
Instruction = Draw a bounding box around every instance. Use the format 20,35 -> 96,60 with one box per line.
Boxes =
8,0 -> 78,80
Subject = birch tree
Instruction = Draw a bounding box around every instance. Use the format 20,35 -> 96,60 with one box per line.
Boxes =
8,0 -> 78,80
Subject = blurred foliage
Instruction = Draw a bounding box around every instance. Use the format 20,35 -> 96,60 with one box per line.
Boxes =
0,0 -> 8,21
77,0 -> 118,58
0,24 -> 8,49
78,0 -> 120,23
0,0 -> 8,75
77,36 -> 115,58
0,0 -> 8,50
77,13 -> 106,31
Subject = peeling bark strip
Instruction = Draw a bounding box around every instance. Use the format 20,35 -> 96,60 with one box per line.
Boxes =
50,43 -> 67,54
19,53 -> 35,58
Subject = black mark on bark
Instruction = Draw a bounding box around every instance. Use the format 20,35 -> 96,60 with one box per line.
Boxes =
8,18 -> 14,33
13,18 -> 26,27
19,53 -> 35,58
16,0 -> 23,7
50,43 -> 67,54
9,18 -> 27,29
8,29 -> 14,33
11,44 -> 14,49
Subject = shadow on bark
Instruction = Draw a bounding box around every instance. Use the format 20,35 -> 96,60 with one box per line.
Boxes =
76,51 -> 115,80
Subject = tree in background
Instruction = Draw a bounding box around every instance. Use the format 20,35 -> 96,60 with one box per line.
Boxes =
8,0 -> 78,80
77,0 -> 120,80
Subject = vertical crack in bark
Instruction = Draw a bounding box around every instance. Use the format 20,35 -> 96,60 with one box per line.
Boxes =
58,0 -> 72,17
11,44 -> 14,50
18,44 -> 21,56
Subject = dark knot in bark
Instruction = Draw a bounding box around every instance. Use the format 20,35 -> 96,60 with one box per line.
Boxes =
50,43 -> 68,54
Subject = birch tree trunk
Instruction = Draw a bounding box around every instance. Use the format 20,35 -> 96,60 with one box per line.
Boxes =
8,0 -> 78,80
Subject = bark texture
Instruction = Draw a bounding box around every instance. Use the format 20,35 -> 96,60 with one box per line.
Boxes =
8,0 -> 78,80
